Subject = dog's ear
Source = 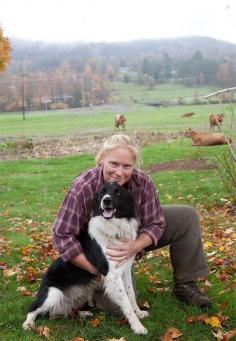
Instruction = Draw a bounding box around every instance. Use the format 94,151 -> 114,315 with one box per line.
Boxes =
91,191 -> 101,216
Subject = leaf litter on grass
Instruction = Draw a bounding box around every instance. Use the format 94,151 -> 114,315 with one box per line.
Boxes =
0,203 -> 235,340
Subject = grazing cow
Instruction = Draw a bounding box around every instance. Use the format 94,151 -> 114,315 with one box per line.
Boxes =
181,112 -> 195,117
184,128 -> 231,146
209,113 -> 224,131
115,114 -> 126,130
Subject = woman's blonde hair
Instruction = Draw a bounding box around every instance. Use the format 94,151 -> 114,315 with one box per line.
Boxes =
95,134 -> 140,166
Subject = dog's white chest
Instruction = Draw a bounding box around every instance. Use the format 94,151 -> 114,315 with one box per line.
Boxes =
88,216 -> 138,248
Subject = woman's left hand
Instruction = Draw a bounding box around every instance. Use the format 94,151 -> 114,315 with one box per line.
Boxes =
106,238 -> 139,267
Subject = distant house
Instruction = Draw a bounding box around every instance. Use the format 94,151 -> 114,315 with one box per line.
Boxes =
118,66 -> 130,73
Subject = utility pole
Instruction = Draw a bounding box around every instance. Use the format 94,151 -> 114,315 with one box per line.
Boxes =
21,67 -> 25,120
81,77 -> 85,107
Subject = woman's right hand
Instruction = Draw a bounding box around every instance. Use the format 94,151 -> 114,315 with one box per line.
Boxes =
70,253 -> 100,276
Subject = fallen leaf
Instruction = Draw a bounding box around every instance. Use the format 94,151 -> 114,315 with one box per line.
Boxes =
107,338 -> 126,341
116,318 -> 128,325
138,299 -> 150,309
161,327 -> 182,341
3,266 -> 19,277
186,314 -> 207,323
25,266 -> 38,282
90,318 -> 100,328
204,316 -> 221,328
17,286 -> 33,296
34,326 -> 51,339
147,287 -> 155,294
0,262 -> 7,269
67,337 -> 88,341
204,241 -> 213,249
212,328 -> 236,341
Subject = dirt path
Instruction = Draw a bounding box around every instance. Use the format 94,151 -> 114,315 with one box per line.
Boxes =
0,131 -> 216,171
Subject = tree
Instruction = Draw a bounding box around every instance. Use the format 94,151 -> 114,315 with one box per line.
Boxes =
0,26 -> 10,72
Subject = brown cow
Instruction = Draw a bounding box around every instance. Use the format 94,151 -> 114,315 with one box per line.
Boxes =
114,114 -> 126,130
181,112 -> 195,117
209,113 -> 224,131
184,128 -> 231,146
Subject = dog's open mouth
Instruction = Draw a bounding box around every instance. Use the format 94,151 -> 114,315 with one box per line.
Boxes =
102,208 -> 116,219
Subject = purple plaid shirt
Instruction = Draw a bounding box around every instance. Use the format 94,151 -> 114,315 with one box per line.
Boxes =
52,166 -> 166,261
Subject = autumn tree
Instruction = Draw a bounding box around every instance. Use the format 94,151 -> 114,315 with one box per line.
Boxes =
0,26 -> 10,72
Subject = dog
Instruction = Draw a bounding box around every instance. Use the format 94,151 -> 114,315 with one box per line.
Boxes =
23,181 -> 149,334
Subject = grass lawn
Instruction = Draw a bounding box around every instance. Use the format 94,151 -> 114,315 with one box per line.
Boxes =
0,140 -> 235,341
0,102 -> 235,139
112,82 -> 220,103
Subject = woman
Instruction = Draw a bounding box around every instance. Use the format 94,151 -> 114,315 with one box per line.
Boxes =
52,134 -> 211,310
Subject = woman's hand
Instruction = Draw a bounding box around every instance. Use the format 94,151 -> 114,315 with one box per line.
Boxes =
106,233 -> 153,268
106,239 -> 139,267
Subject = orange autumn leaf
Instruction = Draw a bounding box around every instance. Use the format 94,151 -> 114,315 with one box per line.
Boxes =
90,318 -> 100,328
68,337 -> 88,341
0,26 -> 10,72
138,299 -> 150,309
161,327 -> 182,341
186,314 -> 208,323
33,326 -> 50,339
116,318 -> 128,325
25,266 -> 38,282
21,246 -> 32,256
147,287 -> 155,294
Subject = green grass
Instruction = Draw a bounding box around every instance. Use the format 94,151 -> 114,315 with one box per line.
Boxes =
0,140 -> 235,340
0,102 -> 234,139
114,81 -> 220,103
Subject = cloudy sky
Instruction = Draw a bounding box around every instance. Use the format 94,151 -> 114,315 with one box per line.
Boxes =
0,0 -> 235,44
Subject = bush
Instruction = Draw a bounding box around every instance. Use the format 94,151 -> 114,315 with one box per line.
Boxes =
215,150 -> 236,204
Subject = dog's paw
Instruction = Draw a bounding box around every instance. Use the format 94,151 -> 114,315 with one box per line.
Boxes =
78,311 -> 93,318
22,320 -> 35,330
132,323 -> 148,335
136,310 -> 149,319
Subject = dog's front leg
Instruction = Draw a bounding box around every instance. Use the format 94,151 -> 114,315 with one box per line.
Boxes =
104,272 -> 148,335
122,268 -> 149,319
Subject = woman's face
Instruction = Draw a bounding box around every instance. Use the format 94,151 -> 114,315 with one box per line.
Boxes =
102,147 -> 135,186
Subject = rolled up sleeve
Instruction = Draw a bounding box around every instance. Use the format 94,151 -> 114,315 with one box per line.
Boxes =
138,178 -> 166,248
52,190 -> 87,262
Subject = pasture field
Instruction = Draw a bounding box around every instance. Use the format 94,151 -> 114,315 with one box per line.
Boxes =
113,82 -> 220,103
0,140 -> 236,340
0,102 -> 235,139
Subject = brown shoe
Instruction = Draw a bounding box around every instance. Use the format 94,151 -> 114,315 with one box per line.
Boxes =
173,281 -> 212,308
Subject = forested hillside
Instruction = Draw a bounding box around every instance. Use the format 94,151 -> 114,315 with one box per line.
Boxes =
1,36 -> 236,111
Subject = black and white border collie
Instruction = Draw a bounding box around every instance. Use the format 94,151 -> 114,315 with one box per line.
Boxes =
23,181 -> 148,334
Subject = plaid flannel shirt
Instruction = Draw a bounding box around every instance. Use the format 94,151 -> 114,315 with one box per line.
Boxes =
52,165 -> 166,261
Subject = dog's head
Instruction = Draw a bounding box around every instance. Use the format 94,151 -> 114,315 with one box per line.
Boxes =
92,181 -> 135,219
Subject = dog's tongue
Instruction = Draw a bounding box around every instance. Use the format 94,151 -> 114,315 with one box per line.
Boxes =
103,209 -> 114,219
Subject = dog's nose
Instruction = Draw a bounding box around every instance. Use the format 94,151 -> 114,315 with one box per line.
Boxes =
103,196 -> 112,205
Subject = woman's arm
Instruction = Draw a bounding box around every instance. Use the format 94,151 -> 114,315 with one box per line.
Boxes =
70,253 -> 100,275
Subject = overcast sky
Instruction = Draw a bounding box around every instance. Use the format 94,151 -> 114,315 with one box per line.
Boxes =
0,0 -> 235,44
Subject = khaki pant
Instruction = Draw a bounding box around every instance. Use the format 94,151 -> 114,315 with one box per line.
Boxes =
94,205 -> 209,313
